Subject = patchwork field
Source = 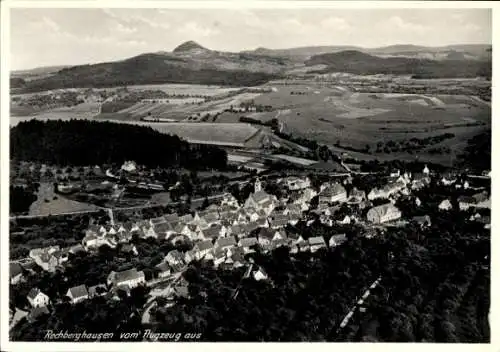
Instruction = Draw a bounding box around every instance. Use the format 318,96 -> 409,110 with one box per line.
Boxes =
242,82 -> 491,165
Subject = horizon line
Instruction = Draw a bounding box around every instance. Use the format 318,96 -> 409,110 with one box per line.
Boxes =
11,41 -> 492,72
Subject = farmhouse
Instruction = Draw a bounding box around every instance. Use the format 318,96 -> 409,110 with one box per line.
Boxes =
27,288 -> 50,308
329,234 -> 347,248
348,188 -> 366,203
239,237 -> 259,254
441,173 -> 457,186
318,183 -> 347,204
438,199 -> 453,211
367,203 -> 402,224
284,176 -> 311,191
193,240 -> 214,259
155,262 -> 172,278
29,245 -> 69,272
107,268 -> 145,289
309,236 -> 327,252
257,228 -> 275,246
165,250 -> 185,266
253,267 -> 269,281
66,285 -> 89,304
412,215 -> 432,228
458,192 -> 490,211
10,263 -> 23,285
215,236 -> 237,251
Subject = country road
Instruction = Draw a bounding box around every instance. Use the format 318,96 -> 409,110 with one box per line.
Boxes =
141,272 -> 184,325
337,277 -> 382,333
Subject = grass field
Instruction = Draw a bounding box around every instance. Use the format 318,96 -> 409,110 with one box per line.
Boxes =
29,183 -> 99,216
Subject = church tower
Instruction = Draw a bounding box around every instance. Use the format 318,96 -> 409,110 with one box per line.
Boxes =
254,178 -> 262,193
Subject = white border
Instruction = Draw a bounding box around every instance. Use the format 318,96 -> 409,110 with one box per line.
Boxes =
0,2 -> 497,352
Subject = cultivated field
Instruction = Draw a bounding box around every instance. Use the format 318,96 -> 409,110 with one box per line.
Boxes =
245,82 -> 491,165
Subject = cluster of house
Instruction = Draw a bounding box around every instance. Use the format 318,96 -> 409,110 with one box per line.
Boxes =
13,168 -> 491,323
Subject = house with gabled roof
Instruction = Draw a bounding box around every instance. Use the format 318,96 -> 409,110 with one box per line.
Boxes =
212,247 -> 227,267
272,228 -> 288,241
201,225 -> 223,241
441,173 -> 457,186
66,285 -> 89,304
184,249 -> 198,264
27,288 -> 50,308
412,215 -> 432,228
155,262 -> 172,278
164,213 -> 180,224
10,263 -> 23,285
329,234 -> 347,248
347,188 -> 366,204
319,183 -> 347,204
191,212 -> 210,230
221,192 -> 239,207
268,214 -> 290,229
283,203 -> 302,217
194,239 -> 214,259
238,237 -> 259,254
165,250 -> 185,266
257,228 -> 275,246
228,224 -> 245,238
438,199 -> 453,211
200,211 -> 220,226
225,247 -> 246,268
153,221 -> 175,236
149,216 -> 166,227
253,266 -> 269,281
309,236 -> 327,252
69,244 -> 85,255
178,213 -> 193,224
255,216 -> 269,228
244,221 -> 260,235
140,223 -> 157,239
367,203 -> 401,224
215,236 -> 237,251
107,268 -> 145,288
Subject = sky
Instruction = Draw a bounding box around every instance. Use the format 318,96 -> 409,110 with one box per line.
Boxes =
10,8 -> 491,70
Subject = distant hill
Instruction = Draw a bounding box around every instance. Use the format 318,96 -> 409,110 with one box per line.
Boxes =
15,43 -> 289,93
173,40 -> 208,53
12,41 -> 492,93
305,50 -> 491,78
11,65 -> 70,78
246,44 -> 492,61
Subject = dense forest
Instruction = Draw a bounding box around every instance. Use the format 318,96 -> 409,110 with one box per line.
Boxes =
10,185 -> 39,215
10,120 -> 228,170
456,131 -> 491,172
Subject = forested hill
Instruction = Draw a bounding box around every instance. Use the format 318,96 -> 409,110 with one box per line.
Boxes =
10,120 -> 228,170
306,50 -> 492,78
13,53 -> 281,93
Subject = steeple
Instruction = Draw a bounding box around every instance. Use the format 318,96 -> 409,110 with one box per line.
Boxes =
254,178 -> 262,193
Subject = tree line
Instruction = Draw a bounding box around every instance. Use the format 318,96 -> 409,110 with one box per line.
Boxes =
10,120 -> 228,170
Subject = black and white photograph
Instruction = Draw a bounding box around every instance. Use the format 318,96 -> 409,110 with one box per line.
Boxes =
0,1 -> 495,349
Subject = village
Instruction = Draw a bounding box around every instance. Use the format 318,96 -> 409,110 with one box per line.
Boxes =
9,163 -> 491,331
